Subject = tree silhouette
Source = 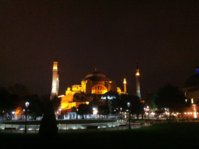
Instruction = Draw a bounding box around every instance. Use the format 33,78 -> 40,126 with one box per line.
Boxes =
39,99 -> 58,136
77,104 -> 91,119
155,84 -> 187,112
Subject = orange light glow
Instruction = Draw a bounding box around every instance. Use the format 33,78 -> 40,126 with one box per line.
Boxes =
61,102 -> 76,110
91,84 -> 108,94
15,107 -> 23,116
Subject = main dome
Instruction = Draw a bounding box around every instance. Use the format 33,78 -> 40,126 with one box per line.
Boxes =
83,70 -> 110,81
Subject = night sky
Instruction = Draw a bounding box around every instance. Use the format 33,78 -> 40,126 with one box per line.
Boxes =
0,0 -> 199,96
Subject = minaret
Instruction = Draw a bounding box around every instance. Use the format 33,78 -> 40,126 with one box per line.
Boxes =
50,61 -> 59,100
135,65 -> 141,98
123,78 -> 127,94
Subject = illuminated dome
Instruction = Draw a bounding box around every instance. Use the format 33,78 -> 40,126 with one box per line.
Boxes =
83,70 -> 110,82
81,70 -> 116,95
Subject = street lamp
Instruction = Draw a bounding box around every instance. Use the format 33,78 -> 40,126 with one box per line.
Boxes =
127,102 -> 131,129
24,101 -> 30,133
92,107 -> 98,118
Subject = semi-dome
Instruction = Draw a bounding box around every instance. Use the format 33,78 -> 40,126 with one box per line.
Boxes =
83,70 -> 110,82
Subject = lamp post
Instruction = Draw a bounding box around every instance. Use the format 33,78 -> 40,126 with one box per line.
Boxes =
127,102 -> 131,129
24,101 -> 30,133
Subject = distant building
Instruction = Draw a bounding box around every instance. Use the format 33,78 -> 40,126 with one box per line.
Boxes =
183,68 -> 199,104
183,68 -> 199,118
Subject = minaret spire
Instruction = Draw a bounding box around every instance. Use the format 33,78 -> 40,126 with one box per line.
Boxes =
135,64 -> 141,98
50,60 -> 59,100
123,78 -> 127,94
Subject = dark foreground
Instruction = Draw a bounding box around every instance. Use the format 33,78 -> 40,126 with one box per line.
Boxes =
1,122 -> 199,148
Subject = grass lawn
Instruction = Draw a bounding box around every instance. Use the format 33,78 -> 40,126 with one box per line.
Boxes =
1,122 -> 199,148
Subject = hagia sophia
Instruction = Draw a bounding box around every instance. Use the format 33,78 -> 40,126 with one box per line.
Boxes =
49,60 -> 199,119
50,61 -> 141,111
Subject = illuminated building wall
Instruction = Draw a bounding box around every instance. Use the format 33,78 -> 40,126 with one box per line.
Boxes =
60,87 -> 88,110
117,87 -> 122,94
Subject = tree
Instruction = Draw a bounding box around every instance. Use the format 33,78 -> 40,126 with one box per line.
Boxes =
51,96 -> 61,111
98,104 -> 109,115
0,87 -> 10,111
154,84 -> 187,113
8,84 -> 29,98
144,93 -> 158,110
116,94 -> 144,119
25,94 -> 43,119
103,91 -> 119,114
39,98 -> 58,136
73,92 -> 87,102
77,104 -> 91,119
0,87 -> 22,113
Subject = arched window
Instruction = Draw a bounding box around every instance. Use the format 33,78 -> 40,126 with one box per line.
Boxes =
91,84 -> 108,94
